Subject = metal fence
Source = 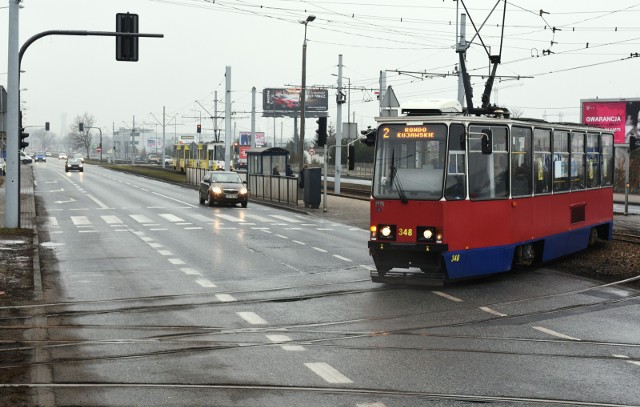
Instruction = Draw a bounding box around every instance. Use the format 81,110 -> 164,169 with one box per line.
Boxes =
248,175 -> 299,206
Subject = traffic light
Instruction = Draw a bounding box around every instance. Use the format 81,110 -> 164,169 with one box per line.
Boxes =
316,116 -> 327,147
45,122 -> 50,131
347,144 -> 355,171
79,122 -> 84,132
116,13 -> 139,62
360,126 -> 376,147
631,135 -> 640,151
19,128 -> 29,150
197,124 -> 202,133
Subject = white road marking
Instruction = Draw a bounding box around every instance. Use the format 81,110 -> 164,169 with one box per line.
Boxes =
313,247 -> 328,253
78,230 -> 98,233
292,240 -> 306,245
101,215 -> 123,225
168,258 -> 186,265
150,228 -> 169,231
70,216 -> 91,226
151,191 -> 197,208
216,294 -> 237,302
316,228 -> 334,231
140,236 -> 153,242
357,403 -> 387,407
266,334 -> 306,351
216,213 -> 245,222
433,291 -> 464,302
479,306 -> 507,317
360,265 -> 375,271
613,354 -> 630,359
195,278 -> 217,288
47,217 -> 59,227
533,326 -> 581,341
333,254 -> 352,262
184,227 -> 203,230
304,362 -> 353,384
270,214 -> 302,223
260,230 -> 273,234
176,222 -> 192,225
629,361 -> 640,367
276,234 -> 288,239
237,312 -> 268,325
87,194 -> 109,209
157,250 -> 173,256
189,214 -> 217,222
130,214 -> 154,224
252,227 -> 270,230
181,268 -> 202,276
244,214 -> 272,222
148,243 -> 162,248
159,213 -> 185,222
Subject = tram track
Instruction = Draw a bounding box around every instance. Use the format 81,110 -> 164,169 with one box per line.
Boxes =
1,382 -> 634,407
612,232 -> 640,244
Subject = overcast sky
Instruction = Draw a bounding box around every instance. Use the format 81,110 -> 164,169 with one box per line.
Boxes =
2,0 -> 639,146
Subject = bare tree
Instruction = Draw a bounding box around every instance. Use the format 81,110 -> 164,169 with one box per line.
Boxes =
68,112 -> 95,158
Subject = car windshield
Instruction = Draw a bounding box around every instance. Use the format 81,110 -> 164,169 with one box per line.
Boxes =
211,173 -> 241,183
68,158 -> 81,164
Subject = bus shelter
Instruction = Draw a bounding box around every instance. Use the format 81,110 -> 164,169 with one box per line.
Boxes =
246,147 -> 298,205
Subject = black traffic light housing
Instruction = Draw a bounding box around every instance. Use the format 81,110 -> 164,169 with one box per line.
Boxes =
19,128 -> 29,150
360,126 -> 376,147
347,144 -> 355,171
116,13 -> 139,61
45,122 -> 50,131
197,124 -> 202,133
316,116 -> 327,147
631,135 -> 640,151
79,122 -> 84,132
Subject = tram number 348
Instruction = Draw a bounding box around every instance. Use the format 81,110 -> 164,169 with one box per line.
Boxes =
398,228 -> 413,237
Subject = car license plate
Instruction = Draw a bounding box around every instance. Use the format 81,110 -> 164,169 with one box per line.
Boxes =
225,194 -> 238,199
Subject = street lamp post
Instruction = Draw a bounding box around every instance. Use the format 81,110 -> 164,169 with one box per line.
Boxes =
297,15 -> 315,171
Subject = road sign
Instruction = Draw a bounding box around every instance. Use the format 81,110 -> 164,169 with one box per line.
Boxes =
96,147 -> 102,153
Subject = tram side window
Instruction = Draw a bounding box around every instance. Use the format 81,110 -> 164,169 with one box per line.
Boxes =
552,130 -> 570,192
586,133 -> 600,188
601,134 -> 614,186
468,125 -> 508,200
511,126 -> 532,197
533,129 -> 552,194
445,123 -> 466,200
570,132 -> 586,190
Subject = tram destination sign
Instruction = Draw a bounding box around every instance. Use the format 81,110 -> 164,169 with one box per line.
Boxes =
380,124 -> 442,140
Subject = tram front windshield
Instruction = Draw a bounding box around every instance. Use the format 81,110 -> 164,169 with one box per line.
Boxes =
373,123 -> 447,201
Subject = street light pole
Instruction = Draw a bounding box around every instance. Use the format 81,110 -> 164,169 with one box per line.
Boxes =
297,15 -> 315,171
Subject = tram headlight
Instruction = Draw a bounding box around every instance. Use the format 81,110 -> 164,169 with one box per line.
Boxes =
417,226 -> 440,243
376,224 -> 396,241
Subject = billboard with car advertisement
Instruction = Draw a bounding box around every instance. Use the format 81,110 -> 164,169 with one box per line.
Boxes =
581,98 -> 640,145
263,88 -> 328,117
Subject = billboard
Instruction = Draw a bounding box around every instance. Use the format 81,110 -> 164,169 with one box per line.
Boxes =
239,131 -> 265,148
581,99 -> 640,144
263,88 -> 328,117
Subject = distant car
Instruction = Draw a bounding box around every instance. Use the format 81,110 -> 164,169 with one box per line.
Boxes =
65,157 -> 84,172
0,158 -> 6,175
58,153 -> 67,160
147,154 -> 159,164
19,151 -> 33,164
163,156 -> 174,166
45,152 -> 52,157
199,171 -> 248,208
34,151 -> 46,162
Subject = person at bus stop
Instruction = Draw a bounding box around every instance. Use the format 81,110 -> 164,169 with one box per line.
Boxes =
285,164 -> 293,177
272,165 -> 280,176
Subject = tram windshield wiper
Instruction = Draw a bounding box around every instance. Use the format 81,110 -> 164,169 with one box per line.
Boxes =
389,151 -> 408,204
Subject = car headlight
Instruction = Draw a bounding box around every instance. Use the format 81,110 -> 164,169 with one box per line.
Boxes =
211,186 -> 222,194
240,187 -> 248,194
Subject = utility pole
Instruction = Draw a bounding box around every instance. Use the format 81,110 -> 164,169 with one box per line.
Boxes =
379,70 -> 387,116
457,13 -> 468,108
251,87 -> 256,149
5,1 -> 20,228
334,54 -> 344,195
224,66 -> 232,170
162,106 -> 166,168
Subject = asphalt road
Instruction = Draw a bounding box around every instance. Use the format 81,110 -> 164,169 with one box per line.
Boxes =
16,160 -> 640,406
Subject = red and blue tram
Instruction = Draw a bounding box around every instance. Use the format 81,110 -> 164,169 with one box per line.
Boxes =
367,100 -> 614,284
